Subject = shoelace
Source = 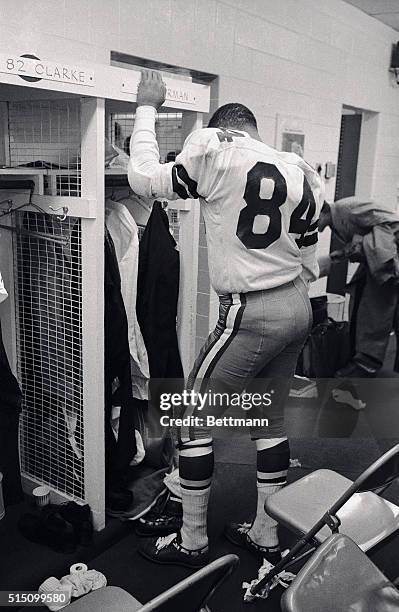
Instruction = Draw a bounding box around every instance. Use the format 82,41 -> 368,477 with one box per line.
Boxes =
155,532 -> 178,551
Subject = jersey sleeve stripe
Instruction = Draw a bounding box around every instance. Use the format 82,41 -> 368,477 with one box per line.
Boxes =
172,165 -> 190,199
175,164 -> 201,198
308,220 -> 319,232
302,232 -> 318,247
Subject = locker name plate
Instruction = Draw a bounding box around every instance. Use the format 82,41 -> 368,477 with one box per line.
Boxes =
0,54 -> 95,87
122,74 -> 196,105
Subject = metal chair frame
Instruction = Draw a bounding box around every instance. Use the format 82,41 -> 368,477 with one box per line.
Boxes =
281,533 -> 399,612
247,443 -> 399,601
140,553 -> 240,611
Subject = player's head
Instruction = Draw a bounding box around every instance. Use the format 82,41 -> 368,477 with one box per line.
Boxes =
208,103 -> 258,132
318,201 -> 332,232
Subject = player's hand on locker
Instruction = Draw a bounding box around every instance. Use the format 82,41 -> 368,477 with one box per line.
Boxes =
137,69 -> 166,110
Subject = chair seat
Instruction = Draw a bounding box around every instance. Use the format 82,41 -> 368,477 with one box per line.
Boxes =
282,534 -> 399,612
66,586 -> 142,612
266,469 -> 399,550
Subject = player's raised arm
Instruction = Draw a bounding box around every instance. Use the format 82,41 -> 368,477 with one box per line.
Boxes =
128,70 -> 214,201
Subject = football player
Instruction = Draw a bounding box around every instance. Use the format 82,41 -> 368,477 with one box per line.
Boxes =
128,69 -> 323,568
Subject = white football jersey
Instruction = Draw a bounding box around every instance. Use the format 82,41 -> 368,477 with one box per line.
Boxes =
129,107 -> 323,294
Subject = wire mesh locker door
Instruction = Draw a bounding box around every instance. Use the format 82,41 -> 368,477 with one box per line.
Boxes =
7,95 -> 105,530
15,212 -> 85,501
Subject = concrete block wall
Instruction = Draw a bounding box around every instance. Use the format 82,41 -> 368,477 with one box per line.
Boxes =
2,0 -> 399,205
2,0 -> 399,328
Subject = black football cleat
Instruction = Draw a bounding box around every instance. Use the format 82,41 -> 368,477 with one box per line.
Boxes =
135,494 -> 183,536
135,512 -> 183,536
139,532 -> 209,568
225,521 -> 281,565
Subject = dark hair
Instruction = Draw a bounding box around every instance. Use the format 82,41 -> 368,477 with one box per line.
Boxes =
208,103 -> 257,130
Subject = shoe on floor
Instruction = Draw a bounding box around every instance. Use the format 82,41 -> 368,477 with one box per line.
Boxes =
139,532 -> 209,568
334,360 -> 376,378
59,502 -> 93,546
105,486 -> 134,512
18,510 -> 77,554
41,506 -> 78,553
225,521 -> 281,565
136,495 -> 183,536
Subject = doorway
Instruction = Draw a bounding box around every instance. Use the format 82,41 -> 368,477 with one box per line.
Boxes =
327,108 -> 363,295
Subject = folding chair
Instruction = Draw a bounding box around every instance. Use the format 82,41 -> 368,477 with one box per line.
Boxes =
281,533 -> 399,612
66,554 -> 239,612
246,443 -> 399,600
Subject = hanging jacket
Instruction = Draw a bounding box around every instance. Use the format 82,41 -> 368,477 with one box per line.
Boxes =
107,203 -> 180,520
136,201 -> 184,380
105,200 -> 149,400
104,228 -> 138,484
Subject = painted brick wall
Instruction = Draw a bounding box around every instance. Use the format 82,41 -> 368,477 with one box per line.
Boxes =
2,0 -> 399,315
2,0 -> 399,205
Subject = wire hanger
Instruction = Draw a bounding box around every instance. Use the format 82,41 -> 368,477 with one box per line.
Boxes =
0,200 -> 47,218
0,194 -> 70,246
0,185 -> 35,218
0,196 -> 69,223
0,222 -> 69,247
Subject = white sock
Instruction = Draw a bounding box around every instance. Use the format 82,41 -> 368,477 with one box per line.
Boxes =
180,487 -> 210,550
248,483 -> 282,547
247,437 -> 289,548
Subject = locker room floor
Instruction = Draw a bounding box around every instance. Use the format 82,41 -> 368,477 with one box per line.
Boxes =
54,436 -> 399,612
5,433 -> 399,612
3,336 -> 399,612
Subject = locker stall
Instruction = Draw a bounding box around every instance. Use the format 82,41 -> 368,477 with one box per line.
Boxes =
0,57 -> 210,530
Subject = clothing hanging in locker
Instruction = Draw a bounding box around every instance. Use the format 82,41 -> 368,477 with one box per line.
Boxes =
105,199 -> 149,400
136,201 -> 184,381
0,275 -> 23,506
116,193 -> 152,228
104,199 -> 148,483
104,227 -> 139,489
15,212 -> 83,493
108,201 -> 184,520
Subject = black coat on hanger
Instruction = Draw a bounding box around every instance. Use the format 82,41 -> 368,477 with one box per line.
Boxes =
104,229 -> 138,487
136,201 -> 184,381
